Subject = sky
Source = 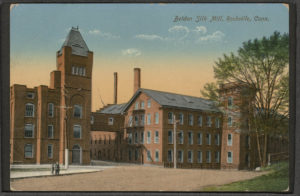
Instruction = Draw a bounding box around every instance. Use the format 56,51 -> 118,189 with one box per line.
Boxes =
10,3 -> 289,111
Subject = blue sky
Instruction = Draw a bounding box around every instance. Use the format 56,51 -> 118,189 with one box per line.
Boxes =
10,3 -> 289,110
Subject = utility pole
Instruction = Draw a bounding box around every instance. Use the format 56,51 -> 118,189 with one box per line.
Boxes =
173,115 -> 177,169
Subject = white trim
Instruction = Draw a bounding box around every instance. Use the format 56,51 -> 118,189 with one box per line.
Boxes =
24,124 -> 34,138
227,133 -> 233,146
25,103 -> 35,117
227,151 -> 233,163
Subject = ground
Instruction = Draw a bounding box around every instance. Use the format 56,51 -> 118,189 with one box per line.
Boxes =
11,165 -> 267,191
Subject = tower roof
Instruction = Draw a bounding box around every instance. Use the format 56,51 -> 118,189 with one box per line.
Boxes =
58,27 -> 90,57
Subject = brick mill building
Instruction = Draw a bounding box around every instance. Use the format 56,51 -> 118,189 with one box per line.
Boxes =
10,28 -> 288,169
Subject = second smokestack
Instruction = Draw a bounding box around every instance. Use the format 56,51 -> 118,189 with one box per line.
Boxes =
134,68 -> 141,94
114,72 -> 118,104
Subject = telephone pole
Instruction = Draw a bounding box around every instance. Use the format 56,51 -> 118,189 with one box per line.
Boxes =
173,115 -> 178,169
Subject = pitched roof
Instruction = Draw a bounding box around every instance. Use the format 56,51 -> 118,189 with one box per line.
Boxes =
58,27 -> 90,57
124,88 -> 220,113
96,103 -> 127,114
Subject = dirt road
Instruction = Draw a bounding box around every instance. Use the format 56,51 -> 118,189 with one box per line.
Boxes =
11,165 -> 266,191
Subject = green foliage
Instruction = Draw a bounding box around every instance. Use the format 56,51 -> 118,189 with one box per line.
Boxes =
200,82 -> 219,102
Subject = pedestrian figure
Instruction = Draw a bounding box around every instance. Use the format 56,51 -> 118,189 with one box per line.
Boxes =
55,162 -> 60,175
51,163 -> 55,175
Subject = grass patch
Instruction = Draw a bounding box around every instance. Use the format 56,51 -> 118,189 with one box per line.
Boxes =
202,161 -> 289,192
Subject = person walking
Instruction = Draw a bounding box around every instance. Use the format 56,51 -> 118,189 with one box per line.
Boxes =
51,163 -> 55,175
55,162 -> 60,175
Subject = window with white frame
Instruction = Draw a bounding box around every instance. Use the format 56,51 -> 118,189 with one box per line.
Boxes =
141,101 -> 145,109
48,125 -> 54,138
197,132 -> 202,145
178,150 -> 184,163
197,151 -> 202,163
74,105 -> 82,118
154,131 -> 159,143
188,150 -> 193,163
24,124 -> 34,138
215,117 -> 220,128
155,150 -> 159,162
155,112 -> 159,124
215,134 -> 220,145
206,116 -> 212,127
188,114 -> 194,126
72,65 -> 86,76
134,132 -> 138,144
179,113 -> 184,125
147,131 -> 151,144
25,103 -> 34,117
48,103 -> 54,117
147,99 -> 151,108
206,133 -> 211,145
228,97 -> 233,107
168,112 -> 173,124
188,131 -> 193,145
227,151 -> 233,163
73,125 -> 81,138
167,149 -> 173,162
215,151 -> 220,163
198,115 -> 202,127
108,117 -> 114,125
129,116 -> 133,127
228,116 -> 232,127
206,151 -> 211,163
227,134 -> 233,146
135,101 -> 139,110
179,131 -> 184,144
140,132 -> 144,144
128,133 -> 132,144
147,150 -> 151,161
134,115 -> 139,126
140,114 -> 145,126
26,92 -> 35,99
24,144 -> 33,158
168,130 -> 173,144
48,144 -> 53,158
147,113 -> 151,125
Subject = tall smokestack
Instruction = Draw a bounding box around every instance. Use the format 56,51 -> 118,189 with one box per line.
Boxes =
114,72 -> 118,104
134,68 -> 141,94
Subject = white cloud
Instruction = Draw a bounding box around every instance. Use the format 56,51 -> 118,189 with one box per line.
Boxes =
193,26 -> 207,34
135,34 -> 164,41
168,25 -> 190,33
197,31 -> 225,42
88,29 -> 120,40
122,48 -> 141,57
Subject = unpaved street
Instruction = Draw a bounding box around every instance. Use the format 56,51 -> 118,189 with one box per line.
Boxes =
11,165 -> 267,191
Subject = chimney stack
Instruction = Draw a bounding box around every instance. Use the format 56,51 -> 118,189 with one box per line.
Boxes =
133,68 -> 141,93
114,72 -> 118,104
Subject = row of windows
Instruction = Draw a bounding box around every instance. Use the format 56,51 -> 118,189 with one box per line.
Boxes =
134,100 -> 152,110
127,130 -> 160,144
128,112 -> 159,127
91,136 -> 113,145
72,65 -> 86,76
24,144 -> 53,159
167,149 -> 221,163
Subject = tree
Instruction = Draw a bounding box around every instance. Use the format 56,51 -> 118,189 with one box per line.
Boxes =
201,31 -> 289,167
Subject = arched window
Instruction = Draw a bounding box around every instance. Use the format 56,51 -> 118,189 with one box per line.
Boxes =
73,125 -> 81,138
25,103 -> 34,117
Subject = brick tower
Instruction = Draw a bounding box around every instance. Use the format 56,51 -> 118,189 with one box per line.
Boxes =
56,27 -> 93,165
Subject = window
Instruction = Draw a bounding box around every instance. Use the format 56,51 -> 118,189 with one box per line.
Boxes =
197,151 -> 202,163
215,134 -> 220,145
72,66 -> 86,76
134,132 -> 138,144
179,113 -> 184,125
154,131 -> 159,143
128,133 -> 132,144
227,151 -> 233,163
227,134 -> 232,146
155,113 -> 159,124
140,114 -> 145,126
108,117 -> 114,125
215,151 -> 220,163
90,115 -> 94,124
147,113 -> 151,125
198,115 -> 202,127
167,149 -> 173,162
135,148 -> 139,161
48,125 -> 54,138
129,116 -> 133,127
26,92 -> 35,99
128,149 -> 132,161
74,105 -> 82,118
24,144 -> 33,158
178,150 -> 184,163
179,131 -> 184,144
147,99 -> 151,108
25,103 -> 34,117
141,101 -> 145,109
168,130 -> 173,144
188,132 -> 193,145
168,112 -> 173,124
25,124 -> 34,138
48,103 -> 54,117
147,150 -> 151,161
140,132 -> 144,144
48,144 -> 53,158
206,133 -> 211,145
73,125 -> 81,138
134,115 -> 139,126
188,114 -> 194,126
228,116 -> 232,127
215,117 -> 220,128
206,151 -> 211,163
147,131 -> 151,144
206,116 -> 212,127
155,150 -> 159,162
135,101 -> 139,110
228,97 -> 233,107
188,150 -> 193,163
197,132 -> 202,145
